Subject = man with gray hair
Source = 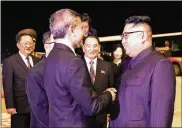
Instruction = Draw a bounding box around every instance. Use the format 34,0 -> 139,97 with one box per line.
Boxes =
44,9 -> 116,128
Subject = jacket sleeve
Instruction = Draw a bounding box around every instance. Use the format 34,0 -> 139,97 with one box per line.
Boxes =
108,62 -> 114,88
66,58 -> 112,116
150,59 -> 176,127
2,58 -> 15,108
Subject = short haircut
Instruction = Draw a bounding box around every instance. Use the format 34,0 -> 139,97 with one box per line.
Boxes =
125,16 -> 152,32
81,13 -> 92,28
42,31 -> 51,44
49,9 -> 80,39
83,36 -> 100,45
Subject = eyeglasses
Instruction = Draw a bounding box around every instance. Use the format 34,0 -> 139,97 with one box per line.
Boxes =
121,31 -> 144,40
45,42 -> 55,44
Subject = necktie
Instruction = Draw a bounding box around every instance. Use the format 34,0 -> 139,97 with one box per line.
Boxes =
26,56 -> 32,69
89,60 -> 95,84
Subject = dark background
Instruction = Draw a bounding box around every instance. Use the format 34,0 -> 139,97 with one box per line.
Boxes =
1,1 -> 182,60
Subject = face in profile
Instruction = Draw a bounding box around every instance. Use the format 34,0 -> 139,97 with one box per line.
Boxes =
82,21 -> 89,37
122,24 -> 144,58
113,47 -> 123,60
83,37 -> 100,60
17,35 -> 35,56
72,17 -> 84,48
44,35 -> 55,54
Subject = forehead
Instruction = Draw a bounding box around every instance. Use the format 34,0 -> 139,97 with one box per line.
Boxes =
115,47 -> 122,51
19,35 -> 33,41
85,37 -> 99,45
82,21 -> 89,26
123,23 -> 144,32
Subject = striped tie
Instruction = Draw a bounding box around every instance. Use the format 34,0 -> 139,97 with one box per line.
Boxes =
26,56 -> 32,69
89,60 -> 95,84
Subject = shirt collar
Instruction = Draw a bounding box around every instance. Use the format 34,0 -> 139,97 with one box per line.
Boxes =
84,56 -> 97,65
19,51 -> 29,60
129,46 -> 153,69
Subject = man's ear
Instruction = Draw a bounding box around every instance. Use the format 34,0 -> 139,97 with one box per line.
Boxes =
68,24 -> 75,36
82,45 -> 85,53
98,45 -> 101,52
16,43 -> 20,49
141,32 -> 147,43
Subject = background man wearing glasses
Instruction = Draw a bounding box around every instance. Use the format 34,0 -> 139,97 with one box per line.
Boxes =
110,16 -> 176,127
25,31 -> 54,128
2,28 -> 40,128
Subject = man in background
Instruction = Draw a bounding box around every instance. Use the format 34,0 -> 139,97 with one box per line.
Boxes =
26,31 -> 54,128
82,36 -> 114,128
2,28 -> 40,128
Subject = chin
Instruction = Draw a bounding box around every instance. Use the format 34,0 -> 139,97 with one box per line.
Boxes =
25,51 -> 32,55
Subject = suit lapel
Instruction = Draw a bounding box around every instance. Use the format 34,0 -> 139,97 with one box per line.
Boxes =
94,59 -> 102,86
15,53 -> 29,71
31,55 -> 39,65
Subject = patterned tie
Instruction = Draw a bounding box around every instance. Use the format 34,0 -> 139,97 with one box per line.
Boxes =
89,60 -> 95,84
26,56 -> 32,69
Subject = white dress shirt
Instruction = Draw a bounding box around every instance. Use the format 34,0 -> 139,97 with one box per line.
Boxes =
19,51 -> 34,67
84,56 -> 97,74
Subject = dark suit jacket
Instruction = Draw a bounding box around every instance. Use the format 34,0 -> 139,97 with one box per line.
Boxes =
2,53 -> 39,113
25,56 -> 48,128
43,43 -> 112,128
110,49 -> 176,127
84,58 -> 114,127
88,28 -> 97,37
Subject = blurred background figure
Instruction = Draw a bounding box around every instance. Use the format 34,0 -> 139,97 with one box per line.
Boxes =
2,28 -> 40,128
81,13 -> 97,37
112,44 -> 126,66
26,30 -> 55,128
111,44 -> 126,85
155,40 -> 171,57
75,13 -> 98,57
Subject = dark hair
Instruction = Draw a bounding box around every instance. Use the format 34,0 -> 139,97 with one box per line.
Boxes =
125,16 -> 152,32
81,13 -> 92,29
42,31 -> 51,44
83,36 -> 100,45
111,43 -> 126,61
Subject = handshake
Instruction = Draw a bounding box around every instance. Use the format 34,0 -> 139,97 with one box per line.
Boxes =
104,88 -> 117,101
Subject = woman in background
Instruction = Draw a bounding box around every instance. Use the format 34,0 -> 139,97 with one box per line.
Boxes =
111,44 -> 126,85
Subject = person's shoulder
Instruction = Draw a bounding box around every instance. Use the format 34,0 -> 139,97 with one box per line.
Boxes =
151,50 -> 168,61
2,53 -> 18,64
31,55 -> 40,62
30,59 -> 45,72
98,58 -> 111,66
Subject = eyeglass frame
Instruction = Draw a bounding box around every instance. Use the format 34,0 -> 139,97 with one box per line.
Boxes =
120,31 -> 144,40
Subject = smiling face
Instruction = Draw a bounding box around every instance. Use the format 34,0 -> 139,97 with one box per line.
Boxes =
121,23 -> 145,58
113,47 -> 123,60
82,37 -> 100,60
17,35 -> 35,56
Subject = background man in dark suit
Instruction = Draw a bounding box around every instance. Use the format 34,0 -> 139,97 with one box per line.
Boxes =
82,36 -> 114,128
2,28 -> 40,128
43,8 -> 116,128
110,16 -> 176,127
75,13 -> 98,57
81,13 -> 97,37
25,31 -> 54,128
